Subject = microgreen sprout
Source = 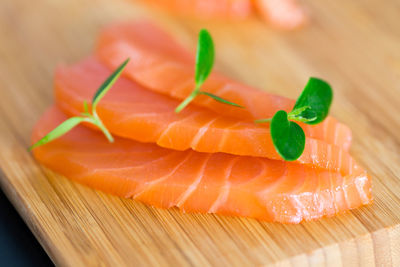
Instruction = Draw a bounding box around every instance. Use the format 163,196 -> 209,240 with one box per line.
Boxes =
175,29 -> 243,113
255,77 -> 333,161
29,58 -> 130,150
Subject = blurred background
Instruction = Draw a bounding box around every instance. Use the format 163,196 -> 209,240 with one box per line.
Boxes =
0,186 -> 52,266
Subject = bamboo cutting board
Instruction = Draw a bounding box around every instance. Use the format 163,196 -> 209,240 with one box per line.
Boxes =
1,0 -> 400,265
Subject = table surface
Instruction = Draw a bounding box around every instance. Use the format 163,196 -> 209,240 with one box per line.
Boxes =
1,0 -> 400,266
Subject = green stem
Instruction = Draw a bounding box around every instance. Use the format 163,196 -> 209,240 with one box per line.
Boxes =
254,118 -> 272,124
90,112 -> 114,143
175,91 -> 198,113
96,120 -> 114,143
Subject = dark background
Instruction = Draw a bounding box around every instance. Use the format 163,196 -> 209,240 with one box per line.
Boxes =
0,189 -> 52,267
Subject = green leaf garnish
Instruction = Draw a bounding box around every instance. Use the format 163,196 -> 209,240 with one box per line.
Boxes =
292,77 -> 332,125
255,77 -> 333,161
175,29 -> 242,113
199,92 -> 244,108
29,58 -> 130,150
29,117 -> 86,150
92,58 -> 130,112
270,111 -> 305,161
195,29 -> 215,87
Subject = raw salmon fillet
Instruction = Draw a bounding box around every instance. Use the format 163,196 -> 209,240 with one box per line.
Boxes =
55,58 -> 356,174
145,0 -> 253,19
96,21 -> 352,149
143,0 -> 305,29
31,106 -> 372,223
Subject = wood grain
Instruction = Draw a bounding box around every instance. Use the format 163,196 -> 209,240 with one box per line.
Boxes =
0,0 -> 400,266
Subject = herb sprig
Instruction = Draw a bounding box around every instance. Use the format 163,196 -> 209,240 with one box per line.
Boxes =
29,58 -> 130,150
175,29 -> 243,113
255,77 -> 333,161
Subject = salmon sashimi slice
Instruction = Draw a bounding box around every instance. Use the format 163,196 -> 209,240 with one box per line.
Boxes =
142,0 -> 305,29
31,106 -> 372,223
96,21 -> 352,149
55,58 -> 356,174
145,0 -> 253,19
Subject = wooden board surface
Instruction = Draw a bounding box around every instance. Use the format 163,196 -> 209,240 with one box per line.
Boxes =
1,0 -> 400,265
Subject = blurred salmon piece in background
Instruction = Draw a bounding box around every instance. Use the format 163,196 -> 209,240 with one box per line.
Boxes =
255,0 -> 307,29
146,0 -> 253,19
142,0 -> 306,29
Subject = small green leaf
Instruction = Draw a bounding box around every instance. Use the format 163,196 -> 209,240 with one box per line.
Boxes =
270,110 -> 305,161
92,58 -> 130,112
199,92 -> 244,108
293,77 -> 333,125
175,29 -> 244,113
195,29 -> 214,87
29,117 -> 85,150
